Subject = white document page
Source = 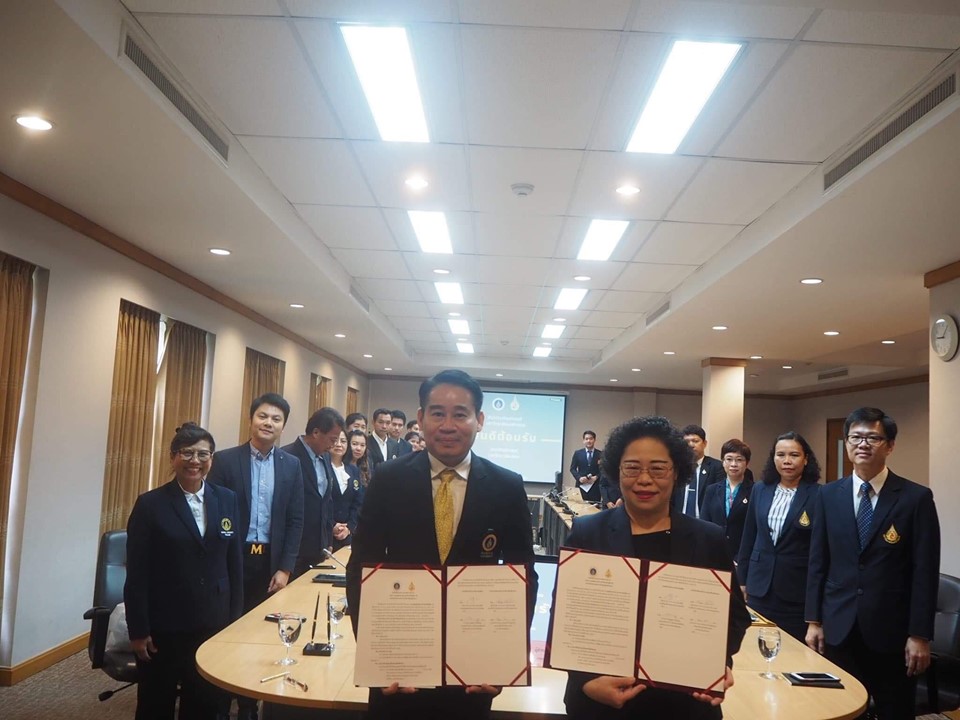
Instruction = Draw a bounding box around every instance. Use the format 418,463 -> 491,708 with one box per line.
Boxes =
548,548 -> 641,677
354,566 -> 443,688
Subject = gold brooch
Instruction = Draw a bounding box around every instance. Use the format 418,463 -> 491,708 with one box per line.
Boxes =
883,525 -> 900,544
799,511 -> 810,527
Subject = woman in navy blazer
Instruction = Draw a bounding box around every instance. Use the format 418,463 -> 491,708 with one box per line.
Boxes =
736,431 -> 821,641
701,438 -> 754,564
326,430 -> 364,551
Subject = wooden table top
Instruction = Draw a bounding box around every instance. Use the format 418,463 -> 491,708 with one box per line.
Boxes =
197,548 -> 867,719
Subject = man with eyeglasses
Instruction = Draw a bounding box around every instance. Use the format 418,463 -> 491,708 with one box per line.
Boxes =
805,407 -> 940,720
282,406 -> 345,578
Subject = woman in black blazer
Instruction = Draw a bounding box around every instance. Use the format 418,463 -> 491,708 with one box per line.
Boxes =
124,423 -> 242,720
736,431 -> 821,641
327,430 -> 364,551
701,439 -> 754,564
562,416 -> 750,720
347,429 -> 372,488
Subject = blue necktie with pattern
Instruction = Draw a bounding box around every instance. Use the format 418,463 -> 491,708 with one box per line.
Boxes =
856,481 -> 873,549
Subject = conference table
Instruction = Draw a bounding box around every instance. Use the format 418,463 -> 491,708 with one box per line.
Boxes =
540,494 -> 601,554
197,548 -> 867,719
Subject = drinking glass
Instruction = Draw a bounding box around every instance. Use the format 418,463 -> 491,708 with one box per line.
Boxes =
757,627 -> 781,679
276,613 -> 302,665
329,595 -> 347,642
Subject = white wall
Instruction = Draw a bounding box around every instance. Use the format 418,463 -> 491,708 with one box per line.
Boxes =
0,194 -> 367,666
930,276 -> 960,576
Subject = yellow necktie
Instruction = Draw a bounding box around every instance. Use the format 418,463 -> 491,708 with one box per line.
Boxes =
434,468 -> 457,563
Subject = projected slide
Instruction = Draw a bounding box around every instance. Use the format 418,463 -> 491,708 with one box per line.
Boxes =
474,392 -> 566,483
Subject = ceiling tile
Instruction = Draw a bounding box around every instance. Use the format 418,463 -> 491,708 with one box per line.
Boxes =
631,1 -> 814,39
611,264 -> 694,294
402,252 -> 480,283
718,44 -> 949,162
356,278 -> 425,301
634,222 -> 743,265
240,137 -> 374,205
584,310 -> 638,328
330,248 -> 411,279
592,289 -> 665,313
470,146 -> 583,215
428,302 -> 485,319
532,308 -> 589,325
352,141 -> 471,210
128,0 -> 281,12
482,306 -> 536,325
552,348 -> 600,359
667,159 -> 815,225
138,15 -> 341,137
458,0 -> 633,30
575,326 -> 621,340
545,258 -> 628,288
388,315 -> 437,329
411,341 -> 456,353
804,9 -> 960,49
566,338 -> 608,350
285,0 -> 456,22
382,209 -> 476,254
461,25 -> 620,148
471,256 -> 555,285
473,214 -> 564,257
400,329 -> 445,343
295,205 -> 396,250
477,284 -> 543,307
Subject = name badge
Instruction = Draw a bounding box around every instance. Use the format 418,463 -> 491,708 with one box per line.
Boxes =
220,517 -> 234,537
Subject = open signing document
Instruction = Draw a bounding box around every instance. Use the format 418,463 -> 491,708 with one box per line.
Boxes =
355,564 -> 530,688
547,548 -> 731,697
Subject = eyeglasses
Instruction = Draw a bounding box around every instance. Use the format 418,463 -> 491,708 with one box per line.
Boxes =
845,434 -> 886,447
177,450 -> 212,461
620,462 -> 673,480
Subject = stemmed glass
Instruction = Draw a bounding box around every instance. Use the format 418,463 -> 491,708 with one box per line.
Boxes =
276,613 -> 302,665
329,596 -> 348,643
757,627 -> 781,679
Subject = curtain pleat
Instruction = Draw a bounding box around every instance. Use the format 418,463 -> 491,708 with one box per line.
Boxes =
309,373 -> 330,415
346,387 -> 359,417
239,348 -> 285,442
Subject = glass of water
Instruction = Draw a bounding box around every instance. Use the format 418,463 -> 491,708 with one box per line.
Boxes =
329,595 -> 347,642
757,627 -> 781,679
276,613 -> 302,665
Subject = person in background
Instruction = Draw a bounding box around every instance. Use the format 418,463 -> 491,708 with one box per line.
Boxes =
599,468 -> 622,509
346,412 -> 367,434
569,430 -> 602,502
390,409 -> 414,455
405,430 -> 423,451
367,408 -> 399,470
673,425 -> 725,518
737,431 -> 820,641
125,423 -> 242,720
348,429 -> 372,488
326,430 -> 363,551
701,439 -> 755,564
561,416 -> 749,719
406,418 -> 420,434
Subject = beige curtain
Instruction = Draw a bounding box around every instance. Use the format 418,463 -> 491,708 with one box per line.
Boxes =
240,348 -> 285,441
151,320 -> 207,488
0,252 -> 36,607
309,373 -> 330,415
100,300 -> 160,533
346,387 -> 359,417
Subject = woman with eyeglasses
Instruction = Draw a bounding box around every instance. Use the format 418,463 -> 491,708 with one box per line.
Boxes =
326,430 -> 364,551
124,423 -> 242,720
736,431 -> 822,642
561,416 -> 750,719
347,428 -> 372,488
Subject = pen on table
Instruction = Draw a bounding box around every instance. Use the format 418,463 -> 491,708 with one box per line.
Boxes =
327,593 -> 331,643
260,671 -> 290,683
322,548 -> 347,570
310,591 -> 319,643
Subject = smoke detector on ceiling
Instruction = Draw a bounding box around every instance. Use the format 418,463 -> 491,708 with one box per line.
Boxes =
510,182 -> 534,197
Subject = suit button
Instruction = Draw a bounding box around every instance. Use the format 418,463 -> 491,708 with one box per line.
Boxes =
857,588 -> 863,595
859,564 -> 865,571
200,579 -> 205,586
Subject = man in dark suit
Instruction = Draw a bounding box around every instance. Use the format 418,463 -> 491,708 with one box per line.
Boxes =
806,407 -> 940,720
207,393 -> 304,720
673,424 -> 725,518
347,369 -> 537,720
367,407 -> 400,470
390,409 -> 414,456
569,430 -> 602,502
281,406 -> 344,578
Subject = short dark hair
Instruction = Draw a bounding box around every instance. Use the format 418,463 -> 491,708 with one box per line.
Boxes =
583,430 -> 596,439
306,407 -> 345,435
602,416 -> 695,487
404,431 -> 422,442
720,438 -> 751,463
759,431 -> 821,485
390,409 -> 407,423
372,408 -> 392,422
843,407 -> 898,443
170,422 -> 215,454
345,412 -> 367,427
406,419 -> 418,430
680,424 -> 706,441
418,369 -> 483,413
250,393 -> 290,423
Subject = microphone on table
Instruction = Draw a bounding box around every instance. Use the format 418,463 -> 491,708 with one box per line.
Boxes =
322,548 -> 347,570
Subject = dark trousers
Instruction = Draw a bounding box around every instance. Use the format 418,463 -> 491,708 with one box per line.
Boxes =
237,545 -> 273,717
826,623 -> 917,720
135,631 -> 219,720
367,686 -> 494,720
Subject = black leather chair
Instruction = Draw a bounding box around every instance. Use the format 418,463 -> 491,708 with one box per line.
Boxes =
83,530 -> 137,700
916,573 -> 960,714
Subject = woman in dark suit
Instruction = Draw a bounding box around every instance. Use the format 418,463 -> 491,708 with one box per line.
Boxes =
327,430 -> 364,551
124,423 -> 242,720
347,428 -> 371,488
737,431 -> 821,642
562,416 -> 750,720
701,439 -> 754,564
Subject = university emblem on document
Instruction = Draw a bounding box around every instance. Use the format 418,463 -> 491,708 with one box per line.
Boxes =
221,518 -> 232,532
408,582 -> 416,592
883,525 -> 901,544
799,511 -> 811,527
605,569 -> 613,579
481,532 -> 498,553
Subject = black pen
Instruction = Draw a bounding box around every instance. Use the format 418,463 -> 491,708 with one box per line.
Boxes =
327,593 -> 331,643
310,592 -> 320,643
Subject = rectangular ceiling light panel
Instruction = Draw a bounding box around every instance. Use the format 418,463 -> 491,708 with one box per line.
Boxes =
456,342 -> 474,354
554,288 -> 588,310
448,318 -> 470,335
577,219 -> 630,261
541,324 -> 565,339
341,25 -> 430,143
408,211 -> 452,253
626,40 -> 741,154
533,347 -> 552,357
435,281 -> 464,304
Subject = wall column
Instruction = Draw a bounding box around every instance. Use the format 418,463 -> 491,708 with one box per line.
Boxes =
701,358 -> 747,447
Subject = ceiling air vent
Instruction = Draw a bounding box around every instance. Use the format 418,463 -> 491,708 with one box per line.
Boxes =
645,299 -> 671,327
817,367 -> 849,382
123,33 -> 230,162
349,284 -> 371,313
824,73 -> 956,191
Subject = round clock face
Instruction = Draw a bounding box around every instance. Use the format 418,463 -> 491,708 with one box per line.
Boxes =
931,315 -> 960,361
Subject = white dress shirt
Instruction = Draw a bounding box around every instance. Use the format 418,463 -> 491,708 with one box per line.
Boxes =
851,465 -> 888,518
179,480 -> 206,536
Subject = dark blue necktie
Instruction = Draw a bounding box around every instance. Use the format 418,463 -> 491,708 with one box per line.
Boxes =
856,481 -> 873,549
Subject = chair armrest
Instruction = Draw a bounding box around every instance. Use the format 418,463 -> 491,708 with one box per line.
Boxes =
83,606 -> 112,669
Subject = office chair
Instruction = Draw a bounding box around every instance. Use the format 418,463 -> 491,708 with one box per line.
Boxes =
83,530 -> 137,700
916,573 -> 960,714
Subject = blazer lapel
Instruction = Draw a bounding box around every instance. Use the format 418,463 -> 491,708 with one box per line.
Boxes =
167,481 -> 204,547
668,512 -> 700,563
204,483 -> 221,542
832,476 -> 860,546
756,483 -> 775,539
451,456 -> 494,559
780,482 -> 814,540
239,445 -> 252,511
607,506 -> 635,557
866,472 -> 903,547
